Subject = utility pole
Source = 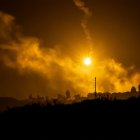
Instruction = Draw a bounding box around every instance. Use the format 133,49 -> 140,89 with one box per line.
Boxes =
95,77 -> 97,99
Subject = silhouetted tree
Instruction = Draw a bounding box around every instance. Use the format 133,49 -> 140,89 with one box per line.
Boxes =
28,94 -> 35,103
131,86 -> 137,93
74,94 -> 81,102
66,90 -> 71,99
28,94 -> 33,100
137,84 -> 140,97
57,94 -> 65,103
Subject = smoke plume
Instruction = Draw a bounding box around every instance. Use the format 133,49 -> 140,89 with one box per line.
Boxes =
0,11 -> 140,99
73,0 -> 92,50
93,59 -> 140,93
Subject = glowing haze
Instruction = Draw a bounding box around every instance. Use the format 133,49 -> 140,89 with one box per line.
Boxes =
0,0 -> 140,99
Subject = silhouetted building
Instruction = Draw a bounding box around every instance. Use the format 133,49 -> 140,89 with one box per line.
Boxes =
138,84 -> 140,92
131,86 -> 137,93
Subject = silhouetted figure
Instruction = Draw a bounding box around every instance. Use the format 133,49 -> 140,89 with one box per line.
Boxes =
131,86 -> 137,93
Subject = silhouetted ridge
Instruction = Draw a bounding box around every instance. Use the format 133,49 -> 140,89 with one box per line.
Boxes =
1,97 -> 140,139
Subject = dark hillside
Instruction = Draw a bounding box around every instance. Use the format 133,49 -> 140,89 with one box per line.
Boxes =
1,98 -> 140,139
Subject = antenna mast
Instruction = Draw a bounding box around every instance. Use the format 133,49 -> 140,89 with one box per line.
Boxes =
95,77 -> 97,99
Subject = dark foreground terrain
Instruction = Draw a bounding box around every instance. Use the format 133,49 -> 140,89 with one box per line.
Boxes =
1,98 -> 140,139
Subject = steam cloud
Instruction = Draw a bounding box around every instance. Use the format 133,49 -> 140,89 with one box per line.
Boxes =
0,11 -> 140,99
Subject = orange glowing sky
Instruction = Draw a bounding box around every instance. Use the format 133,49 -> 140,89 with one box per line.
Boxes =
0,0 -> 140,99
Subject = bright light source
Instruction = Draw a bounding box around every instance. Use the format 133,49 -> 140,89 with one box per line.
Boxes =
83,57 -> 92,66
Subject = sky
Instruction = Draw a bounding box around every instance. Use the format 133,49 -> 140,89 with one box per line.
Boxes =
0,0 -> 140,99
